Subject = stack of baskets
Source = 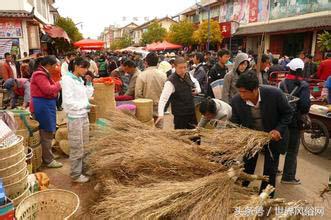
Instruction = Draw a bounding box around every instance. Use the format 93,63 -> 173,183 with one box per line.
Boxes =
0,136 -> 30,207
11,110 -> 42,172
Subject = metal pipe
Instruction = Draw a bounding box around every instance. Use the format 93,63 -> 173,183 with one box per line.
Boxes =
207,6 -> 211,51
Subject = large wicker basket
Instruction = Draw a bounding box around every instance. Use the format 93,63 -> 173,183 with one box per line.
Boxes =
0,148 -> 25,169
12,183 -> 30,207
28,130 -> 40,148
1,163 -> 27,185
4,170 -> 29,199
16,129 -> 29,147
32,144 -> 42,172
15,189 -> 80,220
0,156 -> 26,177
0,136 -> 24,159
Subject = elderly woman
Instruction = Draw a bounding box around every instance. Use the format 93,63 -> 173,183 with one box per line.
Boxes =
30,55 -> 62,168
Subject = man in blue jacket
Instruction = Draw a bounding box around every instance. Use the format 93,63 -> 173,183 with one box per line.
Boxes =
231,71 -> 293,197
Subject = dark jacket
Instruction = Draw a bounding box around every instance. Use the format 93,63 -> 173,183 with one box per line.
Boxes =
193,64 -> 208,94
169,72 -> 195,116
230,85 -> 293,154
207,62 -> 228,97
279,79 -> 310,128
268,64 -> 286,77
303,62 -> 318,79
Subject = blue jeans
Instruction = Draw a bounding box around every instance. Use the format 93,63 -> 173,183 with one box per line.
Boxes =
282,128 -> 300,181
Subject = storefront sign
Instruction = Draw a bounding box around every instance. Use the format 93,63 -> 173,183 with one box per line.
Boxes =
0,39 -> 13,58
0,21 -> 22,38
220,22 -> 231,38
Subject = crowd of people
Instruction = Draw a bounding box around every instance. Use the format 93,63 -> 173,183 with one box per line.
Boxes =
0,48 -> 331,190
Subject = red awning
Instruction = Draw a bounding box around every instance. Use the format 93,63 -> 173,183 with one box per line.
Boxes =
146,41 -> 182,51
43,25 -> 70,42
73,39 -> 104,48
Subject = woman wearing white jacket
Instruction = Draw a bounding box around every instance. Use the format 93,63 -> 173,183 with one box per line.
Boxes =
61,57 -> 94,183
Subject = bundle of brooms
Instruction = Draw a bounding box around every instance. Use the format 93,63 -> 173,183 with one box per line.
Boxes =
86,110 -> 308,219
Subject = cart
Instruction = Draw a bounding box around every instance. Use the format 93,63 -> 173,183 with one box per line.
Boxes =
301,107 -> 331,154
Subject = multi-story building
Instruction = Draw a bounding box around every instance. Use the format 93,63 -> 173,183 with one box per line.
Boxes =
132,16 -> 177,45
0,0 -> 59,58
179,0 -> 331,59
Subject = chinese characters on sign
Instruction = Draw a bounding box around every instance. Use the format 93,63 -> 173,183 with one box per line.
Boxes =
0,21 -> 22,38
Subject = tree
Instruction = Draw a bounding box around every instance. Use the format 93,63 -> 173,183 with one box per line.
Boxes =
193,20 -> 223,45
55,17 -> 83,43
317,31 -> 331,52
141,22 -> 167,45
110,35 -> 133,50
168,20 -> 195,46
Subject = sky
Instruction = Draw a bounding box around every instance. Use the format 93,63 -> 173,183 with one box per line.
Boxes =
54,0 -> 197,39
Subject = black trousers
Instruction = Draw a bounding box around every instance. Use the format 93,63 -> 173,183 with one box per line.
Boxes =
56,91 -> 62,108
173,114 -> 197,130
242,147 -> 280,198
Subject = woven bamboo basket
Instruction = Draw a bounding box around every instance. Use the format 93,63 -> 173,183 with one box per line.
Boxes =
132,98 -> 153,122
15,129 -> 29,147
5,170 -> 29,199
55,127 -> 68,142
15,189 -> 80,220
9,110 -> 30,130
28,130 -> 40,148
0,156 -> 26,177
0,148 -> 25,169
0,135 -> 24,160
94,83 -> 116,119
12,183 -> 30,207
32,144 -> 42,172
1,163 -> 27,185
59,140 -> 70,156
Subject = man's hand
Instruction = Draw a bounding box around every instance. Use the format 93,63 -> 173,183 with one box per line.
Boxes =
155,116 -> 164,126
192,88 -> 198,96
269,130 -> 282,141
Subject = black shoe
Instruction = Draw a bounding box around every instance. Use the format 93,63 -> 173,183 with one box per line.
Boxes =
281,178 -> 301,185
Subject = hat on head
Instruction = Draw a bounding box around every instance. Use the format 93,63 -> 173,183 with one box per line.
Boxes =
286,58 -> 304,71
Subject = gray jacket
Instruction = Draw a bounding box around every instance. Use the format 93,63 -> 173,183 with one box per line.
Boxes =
221,53 -> 250,104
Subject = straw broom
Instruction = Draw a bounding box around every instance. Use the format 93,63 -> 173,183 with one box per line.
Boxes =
90,168 -> 269,220
87,128 -> 225,186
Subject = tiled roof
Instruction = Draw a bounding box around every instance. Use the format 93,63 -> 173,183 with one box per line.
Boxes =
0,10 -> 32,18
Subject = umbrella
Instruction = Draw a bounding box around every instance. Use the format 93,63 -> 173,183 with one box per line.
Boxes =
146,41 -> 182,51
74,39 -> 104,48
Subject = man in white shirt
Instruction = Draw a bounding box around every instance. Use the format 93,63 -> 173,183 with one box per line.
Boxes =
156,57 -> 201,129
198,98 -> 232,128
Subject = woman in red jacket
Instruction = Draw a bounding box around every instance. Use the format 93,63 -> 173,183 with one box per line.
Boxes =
30,56 -> 62,168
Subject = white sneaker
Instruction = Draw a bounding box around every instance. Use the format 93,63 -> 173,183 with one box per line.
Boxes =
73,175 -> 89,183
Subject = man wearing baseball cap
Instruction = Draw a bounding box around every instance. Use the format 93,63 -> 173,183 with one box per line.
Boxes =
279,58 -> 311,185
